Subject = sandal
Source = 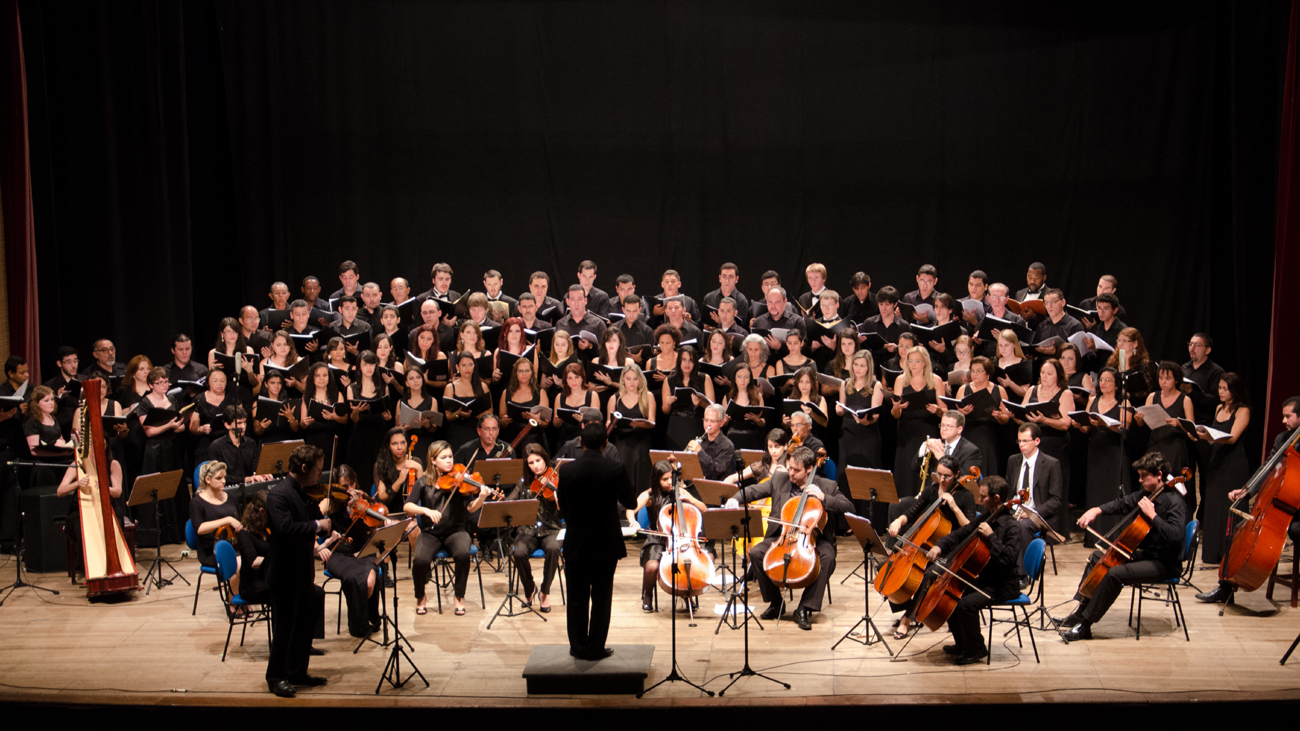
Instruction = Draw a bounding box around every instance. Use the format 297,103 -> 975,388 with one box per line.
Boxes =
454,606 -> 466,616
415,606 -> 428,616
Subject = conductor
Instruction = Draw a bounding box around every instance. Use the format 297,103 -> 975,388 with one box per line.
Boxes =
556,422 -> 636,660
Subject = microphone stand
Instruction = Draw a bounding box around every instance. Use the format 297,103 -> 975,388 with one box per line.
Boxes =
0,460 -> 65,605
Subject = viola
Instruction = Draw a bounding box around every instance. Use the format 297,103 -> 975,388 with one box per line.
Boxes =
404,435 -> 419,498
437,464 -> 502,499
348,493 -> 390,529
1220,428 -> 1300,591
657,480 -> 715,597
1078,468 -> 1191,599
529,467 -> 558,501
762,480 -> 827,590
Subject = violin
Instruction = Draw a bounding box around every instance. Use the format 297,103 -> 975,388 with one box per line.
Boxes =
762,477 -> 827,590
1219,428 -> 1300,592
437,464 -> 503,500
529,467 -> 558,501
304,435 -> 342,502
657,478 -> 715,597
1078,468 -> 1191,599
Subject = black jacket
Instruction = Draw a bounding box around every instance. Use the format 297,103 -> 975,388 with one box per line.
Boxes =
556,449 -> 637,564
266,476 -> 324,588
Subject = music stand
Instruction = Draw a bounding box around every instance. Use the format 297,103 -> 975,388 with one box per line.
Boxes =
840,467 -> 896,585
480,499 -> 544,628
0,459 -> 69,606
254,439 -> 302,476
832,513 -> 893,655
702,508 -> 757,633
692,479 -> 737,506
649,451 -> 703,482
127,470 -> 186,594
357,519 -> 428,693
738,449 -> 766,468
477,458 -> 525,568
1017,506 -> 1069,629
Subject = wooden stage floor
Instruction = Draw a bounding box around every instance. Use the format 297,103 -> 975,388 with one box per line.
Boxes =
2,536 -> 1299,715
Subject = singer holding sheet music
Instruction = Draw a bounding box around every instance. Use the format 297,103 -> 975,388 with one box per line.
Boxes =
1134,361 -> 1197,514
608,364 -> 656,493
662,347 -> 713,452
891,347 -> 946,499
1197,374 -> 1251,565
346,351 -> 393,491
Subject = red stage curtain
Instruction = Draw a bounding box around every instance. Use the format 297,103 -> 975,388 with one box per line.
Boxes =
0,0 -> 39,383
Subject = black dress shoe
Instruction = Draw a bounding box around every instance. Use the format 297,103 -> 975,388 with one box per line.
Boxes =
268,679 -> 296,698
587,647 -> 614,660
1196,585 -> 1234,603
290,674 -> 328,687
308,647 -> 324,656
569,646 -> 585,658
942,644 -> 961,656
793,608 -> 812,630
1061,623 -> 1093,643
760,601 -> 784,621
539,604 -> 551,613
1051,612 -> 1082,629
955,649 -> 989,665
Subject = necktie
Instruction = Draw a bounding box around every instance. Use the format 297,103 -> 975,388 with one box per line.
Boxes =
1021,461 -> 1031,492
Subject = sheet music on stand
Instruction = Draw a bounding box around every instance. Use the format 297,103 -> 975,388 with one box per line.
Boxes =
127,469 -> 186,595
255,439 -> 304,476
477,458 -> 525,489
1019,504 -> 1066,544
649,450 -> 703,482
692,479 -> 738,506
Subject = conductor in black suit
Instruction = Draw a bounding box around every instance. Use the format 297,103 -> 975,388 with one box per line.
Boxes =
726,445 -> 854,630
556,423 -> 637,660
1006,423 -> 1065,573
921,410 -> 983,480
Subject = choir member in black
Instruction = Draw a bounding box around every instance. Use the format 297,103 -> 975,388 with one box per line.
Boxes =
783,366 -> 830,437
299,363 -> 348,467
492,317 -> 535,387
235,490 -> 272,605
613,295 -> 655,356
1005,358 -> 1076,515
114,357 -> 152,486
322,337 -> 353,390
662,346 -> 713,451
826,329 -> 859,381
1074,367 -> 1131,547
1060,344 -> 1091,504
660,296 -> 703,344
376,306 -> 409,361
208,317 -> 260,390
1030,289 -> 1083,360
613,275 -> 652,319
46,346 -> 82,439
1107,327 -> 1158,410
454,322 -> 490,383
753,286 -> 806,357
590,327 -> 630,397
331,296 -> 373,355
24,386 -> 71,452
607,362 -> 656,492
328,260 -> 361,301
574,260 -> 612,318
265,444 -> 329,696
395,366 -> 439,452
258,282 -> 290,330
774,329 -> 813,378
919,293 -> 963,377
839,271 -> 875,325
1077,274 -> 1129,322
410,299 -> 453,358
356,283 -> 385,330
1134,361 -> 1197,514
1182,333 -> 1224,424
686,404 -> 739,480
1083,292 -> 1125,351
410,323 -> 449,391
627,459 -> 709,612
947,335 -> 975,391
700,328 -> 734,391
300,276 -> 326,314
862,285 -> 911,368
405,439 -> 492,616
836,350 -> 885,474
559,407 -> 620,460
81,339 -> 126,385
722,363 -> 768,451
443,351 -> 491,451
1197,395 -> 1300,603
163,335 -> 208,395
737,334 -> 774,382
190,460 -> 241,570
510,443 -> 564,611
974,284 -> 1026,360
1197,373 -> 1251,565
807,291 -> 842,370
419,262 -> 462,315
252,370 -> 300,444
958,270 -> 991,329
116,355 -> 152,408
190,368 -> 233,465
524,272 -> 565,323
1056,452 -> 1187,642
726,428 -> 790,485
372,334 -> 403,392
345,350 -> 392,491
72,374 -> 130,466
883,332 -> 918,373
902,264 -> 941,324
704,263 -> 752,328
647,325 -> 680,395
925,475 -> 1023,664
553,362 -> 601,446
499,358 -> 548,452
482,269 -> 519,316
891,346 -> 947,499
956,357 -> 1009,477
750,270 -> 796,325
210,406 -> 274,487
649,269 -> 701,327
923,410 -> 984,479
555,285 -> 607,354
284,300 -> 323,363
885,455 -> 976,637
995,330 -> 1032,399
711,297 -> 749,341
239,306 -> 273,357
318,464 -> 383,637
258,331 -> 305,394
56,453 -> 124,580
1057,343 -> 1094,393
1006,423 -> 1066,569
540,330 -> 579,397
139,368 -> 187,544
1015,262 -> 1048,304
727,445 -> 854,630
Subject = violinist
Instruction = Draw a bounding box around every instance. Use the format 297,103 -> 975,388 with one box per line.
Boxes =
725,428 -> 790,484
627,460 -> 710,611
725,445 -> 853,630
1055,452 -> 1187,642
373,427 -> 425,515
924,475 -> 1022,664
508,443 -> 565,612
885,455 -> 975,639
320,464 -> 383,638
405,439 -> 491,616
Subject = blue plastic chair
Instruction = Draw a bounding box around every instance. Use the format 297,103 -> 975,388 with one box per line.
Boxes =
1127,519 -> 1198,641
214,539 -> 272,661
983,537 -> 1044,664
186,519 -> 218,615
431,544 -> 485,614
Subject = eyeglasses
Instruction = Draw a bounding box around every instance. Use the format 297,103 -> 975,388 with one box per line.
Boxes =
95,346 -> 116,353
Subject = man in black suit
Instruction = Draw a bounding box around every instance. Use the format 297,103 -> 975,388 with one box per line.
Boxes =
1006,423 -> 1064,574
922,411 -> 983,479
265,444 -> 330,697
556,423 -> 636,660
726,445 -> 854,630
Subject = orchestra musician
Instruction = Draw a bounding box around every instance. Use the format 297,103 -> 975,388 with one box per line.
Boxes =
627,459 -> 708,612
509,444 -> 564,612
320,464 -> 384,638
405,439 -> 492,616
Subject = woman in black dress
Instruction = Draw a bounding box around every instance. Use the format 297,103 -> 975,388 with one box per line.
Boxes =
257,331 -> 305,395
373,334 -> 404,394
114,355 -> 151,490
376,305 -> 409,364
396,365 -> 440,451
774,329 -> 813,377
1058,343 -> 1094,505
405,440 -> 493,616
1107,327 -> 1158,413
1135,361 -> 1197,515
955,357 -> 1008,478
662,346 -> 713,451
737,334 -> 774,382
320,465 -> 383,637
626,459 -> 708,612
1075,367 -> 1131,547
190,368 -> 232,465
346,350 -> 393,491
374,426 -> 426,513
510,443 -> 564,611
189,460 -> 240,570
1198,373 -> 1251,565
138,367 -> 187,544
836,350 -> 885,521
498,357 -> 549,452
235,490 -> 272,605
607,361 -> 656,494
589,327 -> 630,398
722,364 -> 768,451
443,351 -> 491,452
207,316 -> 260,391
890,346 -> 946,499
299,363 -> 349,468
252,370 -> 300,445
552,362 -> 600,447
24,386 -> 71,451
410,324 -> 450,392
700,328 -> 735,395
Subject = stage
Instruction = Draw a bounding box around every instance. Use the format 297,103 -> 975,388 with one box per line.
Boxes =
1,537 -> 1298,717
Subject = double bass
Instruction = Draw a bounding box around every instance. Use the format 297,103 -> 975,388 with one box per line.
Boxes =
1078,468 -> 1191,599
1219,427 -> 1300,591
75,379 -> 140,597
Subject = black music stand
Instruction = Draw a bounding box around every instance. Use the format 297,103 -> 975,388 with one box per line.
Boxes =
840,467 -> 896,585
128,470 -> 186,594
701,508 -> 758,633
477,458 -> 524,570
832,513 -> 893,654
649,451 -> 703,482
254,439 -> 302,477
0,458 -> 70,606
1017,506 -> 1070,630
481,499 -> 544,628
637,557 -> 714,699
357,519 -> 428,693
693,479 -> 740,588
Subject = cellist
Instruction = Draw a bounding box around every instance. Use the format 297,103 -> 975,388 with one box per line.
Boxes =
724,445 -> 853,630
1055,452 -> 1187,642
923,475 -> 1022,665
627,459 -> 709,613
885,455 -> 976,639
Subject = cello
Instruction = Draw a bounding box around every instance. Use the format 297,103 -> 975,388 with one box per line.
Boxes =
1077,468 -> 1191,599
1219,427 -> 1300,591
75,379 -> 140,597
762,476 -> 827,590
656,475 -> 715,597
873,469 -> 967,605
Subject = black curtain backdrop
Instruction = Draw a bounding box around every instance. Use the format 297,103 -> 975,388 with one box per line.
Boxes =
20,0 -> 1290,454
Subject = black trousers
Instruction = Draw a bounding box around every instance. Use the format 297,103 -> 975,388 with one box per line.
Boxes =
564,556 -> 617,656
747,537 -> 836,611
266,581 -> 324,683
947,582 -> 1019,655
1075,550 -> 1179,625
413,530 -> 472,600
325,553 -> 380,637
512,532 -> 562,597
